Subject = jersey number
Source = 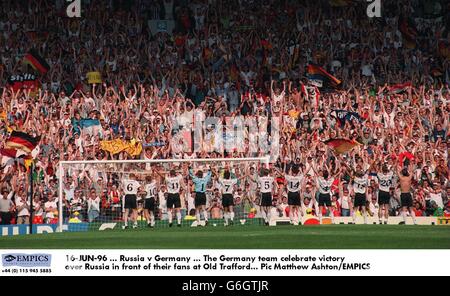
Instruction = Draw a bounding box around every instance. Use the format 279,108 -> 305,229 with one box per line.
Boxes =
264,181 -> 270,190
127,184 -> 134,192
380,180 -> 391,187
290,181 -> 299,190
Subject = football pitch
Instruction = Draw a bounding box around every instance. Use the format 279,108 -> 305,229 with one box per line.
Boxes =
1,225 -> 449,249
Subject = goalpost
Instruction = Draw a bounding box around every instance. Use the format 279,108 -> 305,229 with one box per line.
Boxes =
58,157 -> 270,233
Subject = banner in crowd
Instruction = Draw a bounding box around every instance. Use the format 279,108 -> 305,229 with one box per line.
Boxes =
324,138 -> 361,154
87,72 -> 102,84
79,119 -> 101,136
389,82 -> 412,94
305,86 -> 321,108
6,131 -> 41,154
23,49 -> 50,75
329,110 -> 362,127
7,73 -> 40,94
100,139 -> 143,156
307,64 -> 341,89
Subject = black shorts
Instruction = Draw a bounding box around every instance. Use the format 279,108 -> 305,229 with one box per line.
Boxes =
144,198 -> 155,211
401,193 -> 413,208
222,194 -> 234,208
378,190 -> 391,205
195,192 -> 207,207
288,191 -> 301,206
124,194 -> 137,209
167,193 -> 181,209
354,193 -> 367,208
260,192 -> 273,207
318,193 -> 331,207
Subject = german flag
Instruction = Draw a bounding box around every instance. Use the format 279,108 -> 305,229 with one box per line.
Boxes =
389,82 -> 412,94
324,138 -> 360,154
5,131 -> 41,154
23,49 -> 50,75
307,64 -> 341,89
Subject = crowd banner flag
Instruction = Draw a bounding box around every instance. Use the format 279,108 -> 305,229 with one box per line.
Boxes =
324,138 -> 361,154
7,73 -> 40,95
389,82 -> 412,94
5,131 -> 41,154
80,119 -> 101,136
87,72 -> 102,84
100,139 -> 143,157
329,110 -> 362,127
307,64 -> 341,89
23,49 -> 50,75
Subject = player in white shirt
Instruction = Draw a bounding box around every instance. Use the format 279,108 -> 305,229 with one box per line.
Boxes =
258,168 -> 278,226
142,176 -> 158,228
312,165 -> 341,224
165,169 -> 185,227
377,164 -> 394,224
285,165 -> 304,225
218,168 -> 248,226
122,174 -> 141,229
351,168 -> 369,224
346,160 -> 376,224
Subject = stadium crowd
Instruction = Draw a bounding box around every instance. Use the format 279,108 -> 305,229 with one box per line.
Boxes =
0,0 -> 449,226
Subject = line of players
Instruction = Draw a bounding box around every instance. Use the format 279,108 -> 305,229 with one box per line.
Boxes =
120,162 -> 417,229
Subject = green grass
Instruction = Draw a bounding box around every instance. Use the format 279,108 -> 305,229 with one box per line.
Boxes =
1,225 -> 449,249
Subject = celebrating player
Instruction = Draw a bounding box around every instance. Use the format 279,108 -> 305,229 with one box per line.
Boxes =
397,165 -> 417,225
377,164 -> 394,224
189,167 -> 212,226
122,174 -> 141,229
258,168 -> 278,226
285,165 -> 304,225
164,169 -> 185,227
143,175 -> 158,228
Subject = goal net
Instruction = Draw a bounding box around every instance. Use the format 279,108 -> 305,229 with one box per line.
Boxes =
57,157 -> 269,233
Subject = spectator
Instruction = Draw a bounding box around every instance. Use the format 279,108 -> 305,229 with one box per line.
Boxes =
87,190 -> 101,223
0,188 -> 14,225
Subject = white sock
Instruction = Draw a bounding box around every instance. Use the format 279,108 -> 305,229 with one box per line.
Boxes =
363,212 -> 367,224
196,212 -> 201,223
176,212 -> 182,224
261,210 -> 267,222
230,212 -> 234,221
224,212 -> 229,224
401,210 -> 407,223
330,211 -> 335,224
266,210 -> 271,223
168,212 -> 173,224
318,211 -> 323,223
150,214 -> 155,226
203,210 -> 208,221
352,211 -> 356,224
411,210 -> 417,225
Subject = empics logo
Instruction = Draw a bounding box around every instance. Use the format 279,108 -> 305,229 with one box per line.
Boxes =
366,0 -> 381,18
66,0 -> 81,18
2,253 -> 52,267
3,255 -> 16,262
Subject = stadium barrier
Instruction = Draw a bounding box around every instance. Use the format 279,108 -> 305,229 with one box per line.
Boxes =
1,217 -> 448,237
271,216 -> 442,226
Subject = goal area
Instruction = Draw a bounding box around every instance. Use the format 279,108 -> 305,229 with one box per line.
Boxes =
56,157 -> 270,233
